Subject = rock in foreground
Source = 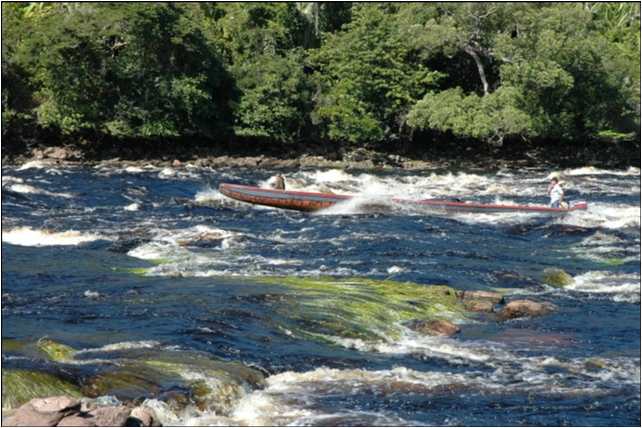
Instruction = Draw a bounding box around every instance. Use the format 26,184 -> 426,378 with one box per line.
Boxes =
3,396 -> 80,426
2,396 -> 159,427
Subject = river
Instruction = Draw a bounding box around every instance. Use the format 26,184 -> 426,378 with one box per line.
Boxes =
2,160 -> 640,426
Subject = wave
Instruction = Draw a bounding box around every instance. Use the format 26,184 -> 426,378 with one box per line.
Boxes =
564,166 -> 640,177
565,271 -> 641,303
556,202 -> 640,230
16,160 -> 52,171
158,352 -> 639,426
3,182 -> 73,198
2,227 -> 106,247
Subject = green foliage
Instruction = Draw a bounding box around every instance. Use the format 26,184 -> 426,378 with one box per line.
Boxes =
8,3 -> 233,137
232,49 -> 312,143
408,86 -> 532,144
2,2 -> 639,148
311,4 -> 441,145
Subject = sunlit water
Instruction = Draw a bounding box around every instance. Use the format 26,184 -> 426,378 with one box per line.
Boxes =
2,161 -> 640,426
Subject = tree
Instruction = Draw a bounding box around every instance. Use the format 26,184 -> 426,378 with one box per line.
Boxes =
495,4 -> 637,138
231,49 -> 312,143
8,3 -> 234,138
311,4 -> 441,145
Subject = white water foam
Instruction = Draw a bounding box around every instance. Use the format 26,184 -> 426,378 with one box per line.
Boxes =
572,231 -> 639,265
2,227 -> 105,246
170,350 -> 639,426
564,166 -> 641,176
75,340 -> 161,355
213,168 -> 639,229
16,160 -> 52,171
3,183 -> 73,198
556,202 -> 640,229
565,271 -> 641,303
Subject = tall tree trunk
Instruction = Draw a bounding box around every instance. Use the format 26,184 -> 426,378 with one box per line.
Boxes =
464,45 -> 489,96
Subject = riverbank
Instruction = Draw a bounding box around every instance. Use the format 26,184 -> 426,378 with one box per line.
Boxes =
2,135 -> 639,171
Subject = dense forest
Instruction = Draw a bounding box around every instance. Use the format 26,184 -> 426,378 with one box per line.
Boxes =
2,2 -> 640,157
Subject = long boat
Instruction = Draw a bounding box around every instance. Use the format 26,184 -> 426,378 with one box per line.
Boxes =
218,183 -> 588,214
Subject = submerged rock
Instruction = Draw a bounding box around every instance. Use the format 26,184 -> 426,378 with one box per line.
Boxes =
584,357 -> 607,371
37,338 -> 75,362
406,319 -> 460,336
81,366 -> 167,401
2,370 -> 81,410
542,268 -> 574,288
460,290 -> 504,304
143,354 -> 265,415
498,299 -> 556,320
459,290 -> 504,313
86,406 -> 131,427
463,300 -> 494,313
258,276 -> 468,342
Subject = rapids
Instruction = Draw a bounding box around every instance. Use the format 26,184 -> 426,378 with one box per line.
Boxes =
2,162 -> 640,426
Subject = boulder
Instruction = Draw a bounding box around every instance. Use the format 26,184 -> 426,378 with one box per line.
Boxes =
56,415 -> 96,427
542,268 -> 573,288
37,338 -> 75,362
463,300 -> 494,313
584,358 -> 607,371
87,406 -> 131,427
407,319 -> 460,336
498,299 -> 556,321
460,290 -> 504,304
171,159 -> 181,168
4,396 -> 81,427
3,406 -> 62,426
30,396 -> 80,414
32,148 -> 45,160
127,406 -> 157,427
80,367 -> 164,401
44,147 -> 81,161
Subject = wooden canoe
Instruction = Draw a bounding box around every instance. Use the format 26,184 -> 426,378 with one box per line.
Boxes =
218,183 -> 588,214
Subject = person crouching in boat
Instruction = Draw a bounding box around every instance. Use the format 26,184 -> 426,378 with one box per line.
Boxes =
272,174 -> 285,190
547,176 -> 564,208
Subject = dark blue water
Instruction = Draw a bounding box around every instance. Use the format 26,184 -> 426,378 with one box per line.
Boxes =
2,162 -> 640,425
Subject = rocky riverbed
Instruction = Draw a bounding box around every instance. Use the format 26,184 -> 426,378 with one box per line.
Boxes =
3,160 -> 639,426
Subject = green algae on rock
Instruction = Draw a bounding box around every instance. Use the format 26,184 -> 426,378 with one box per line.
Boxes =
143,353 -> 265,415
81,364 -> 170,401
2,369 -> 81,410
37,338 -> 76,362
258,276 -> 468,342
542,268 -> 574,288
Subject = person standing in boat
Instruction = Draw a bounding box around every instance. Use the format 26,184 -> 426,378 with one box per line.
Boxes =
547,176 -> 564,208
272,174 -> 285,190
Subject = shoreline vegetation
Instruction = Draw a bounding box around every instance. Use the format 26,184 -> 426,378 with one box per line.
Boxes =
2,3 -> 639,170
3,136 -> 640,171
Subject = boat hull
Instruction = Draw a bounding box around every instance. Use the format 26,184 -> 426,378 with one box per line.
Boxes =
219,183 -> 350,212
218,183 -> 588,214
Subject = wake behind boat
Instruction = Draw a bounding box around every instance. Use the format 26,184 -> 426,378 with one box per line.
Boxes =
218,183 -> 588,214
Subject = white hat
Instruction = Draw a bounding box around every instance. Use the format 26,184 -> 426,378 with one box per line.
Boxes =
547,172 -> 561,180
